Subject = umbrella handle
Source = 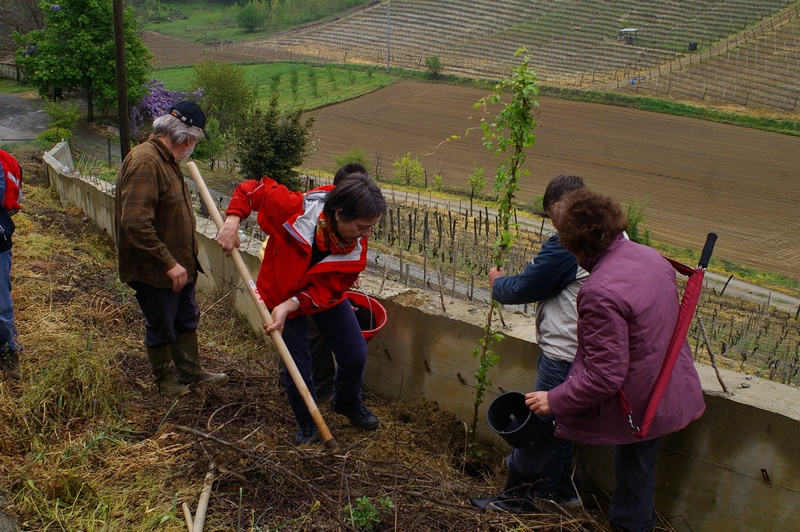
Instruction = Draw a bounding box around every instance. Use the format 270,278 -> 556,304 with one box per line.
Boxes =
187,162 -> 339,451
698,233 -> 718,269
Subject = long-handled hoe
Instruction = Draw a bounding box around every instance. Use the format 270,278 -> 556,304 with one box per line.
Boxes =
187,161 -> 339,451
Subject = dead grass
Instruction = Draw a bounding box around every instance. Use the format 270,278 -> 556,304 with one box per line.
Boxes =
0,149 -> 678,531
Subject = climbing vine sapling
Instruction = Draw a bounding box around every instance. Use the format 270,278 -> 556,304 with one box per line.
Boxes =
467,49 -> 540,452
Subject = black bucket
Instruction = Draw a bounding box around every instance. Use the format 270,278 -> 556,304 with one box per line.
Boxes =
486,392 -> 541,449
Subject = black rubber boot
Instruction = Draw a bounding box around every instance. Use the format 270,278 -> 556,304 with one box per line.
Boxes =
471,467 -> 538,512
172,331 -> 228,385
146,345 -> 190,398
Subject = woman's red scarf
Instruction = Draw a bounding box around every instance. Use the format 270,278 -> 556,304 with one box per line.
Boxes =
315,212 -> 357,255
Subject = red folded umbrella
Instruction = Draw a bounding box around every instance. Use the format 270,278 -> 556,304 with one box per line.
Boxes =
618,233 -> 717,439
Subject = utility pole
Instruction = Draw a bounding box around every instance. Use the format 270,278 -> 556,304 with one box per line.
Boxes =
113,0 -> 131,160
386,0 -> 391,73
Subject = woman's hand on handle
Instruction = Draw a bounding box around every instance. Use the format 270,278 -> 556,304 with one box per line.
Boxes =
216,215 -> 242,256
264,297 -> 300,334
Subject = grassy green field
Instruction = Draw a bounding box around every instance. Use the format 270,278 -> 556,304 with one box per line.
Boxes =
0,78 -> 33,94
154,62 -> 395,111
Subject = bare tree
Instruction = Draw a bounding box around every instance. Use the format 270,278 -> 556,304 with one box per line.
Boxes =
0,0 -> 44,57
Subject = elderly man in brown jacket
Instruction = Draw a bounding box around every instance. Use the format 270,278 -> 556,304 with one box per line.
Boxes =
115,101 -> 227,398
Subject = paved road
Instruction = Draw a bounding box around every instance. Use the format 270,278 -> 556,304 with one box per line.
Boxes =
0,93 -> 48,142
704,271 -> 800,315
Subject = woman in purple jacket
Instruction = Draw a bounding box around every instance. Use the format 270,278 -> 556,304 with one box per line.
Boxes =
526,189 -> 705,532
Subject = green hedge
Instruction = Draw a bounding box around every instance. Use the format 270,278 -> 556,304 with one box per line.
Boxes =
37,128 -> 73,145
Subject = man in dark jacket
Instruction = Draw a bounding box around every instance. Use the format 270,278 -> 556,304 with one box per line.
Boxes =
473,175 -> 588,511
115,101 -> 228,398
0,149 -> 23,380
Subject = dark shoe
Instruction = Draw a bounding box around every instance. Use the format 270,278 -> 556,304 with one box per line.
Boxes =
551,495 -> 582,509
178,368 -> 229,386
0,348 -> 21,380
471,493 -> 536,513
472,466 -> 537,513
294,423 -> 320,445
334,402 -> 379,430
541,480 -> 580,508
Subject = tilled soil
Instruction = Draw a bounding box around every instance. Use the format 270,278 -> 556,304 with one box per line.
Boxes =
142,31 -> 306,68
298,81 -> 800,281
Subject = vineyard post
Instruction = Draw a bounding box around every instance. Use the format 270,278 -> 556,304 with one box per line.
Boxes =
436,265 -> 446,312
422,212 -> 430,288
406,212 -> 413,251
436,214 -> 443,250
398,244 -> 403,285
451,237 -> 458,297
449,217 -> 456,263
698,317 -> 729,393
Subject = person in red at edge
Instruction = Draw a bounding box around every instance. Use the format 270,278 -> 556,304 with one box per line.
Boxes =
526,188 -> 704,532
216,172 -> 386,445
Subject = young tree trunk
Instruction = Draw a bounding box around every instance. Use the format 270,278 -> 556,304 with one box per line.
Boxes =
85,84 -> 95,123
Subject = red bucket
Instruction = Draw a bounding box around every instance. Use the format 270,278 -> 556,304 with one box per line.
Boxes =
345,290 -> 387,341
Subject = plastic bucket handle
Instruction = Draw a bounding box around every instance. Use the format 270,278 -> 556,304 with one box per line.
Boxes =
344,288 -> 387,341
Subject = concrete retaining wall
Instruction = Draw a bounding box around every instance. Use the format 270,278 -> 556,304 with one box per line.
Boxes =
43,145 -> 800,531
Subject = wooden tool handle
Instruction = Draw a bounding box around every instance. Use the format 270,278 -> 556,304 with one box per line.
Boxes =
187,162 -> 338,450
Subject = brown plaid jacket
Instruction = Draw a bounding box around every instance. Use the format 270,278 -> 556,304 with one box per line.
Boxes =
115,135 -> 199,288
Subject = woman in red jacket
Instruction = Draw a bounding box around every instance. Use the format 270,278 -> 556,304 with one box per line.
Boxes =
526,189 -> 704,532
217,173 -> 386,445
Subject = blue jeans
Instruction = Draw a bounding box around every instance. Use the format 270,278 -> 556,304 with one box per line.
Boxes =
281,299 -> 368,426
508,354 -> 574,498
0,249 -> 21,353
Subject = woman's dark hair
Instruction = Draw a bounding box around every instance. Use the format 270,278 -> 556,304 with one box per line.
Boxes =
542,174 -> 586,213
333,163 -> 368,185
557,188 -> 628,258
324,172 -> 387,222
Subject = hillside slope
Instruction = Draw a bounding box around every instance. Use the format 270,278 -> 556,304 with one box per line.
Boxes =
244,0 -> 799,116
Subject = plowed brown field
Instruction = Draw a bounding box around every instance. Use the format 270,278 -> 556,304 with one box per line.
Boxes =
143,32 -> 800,281
301,81 -> 800,281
